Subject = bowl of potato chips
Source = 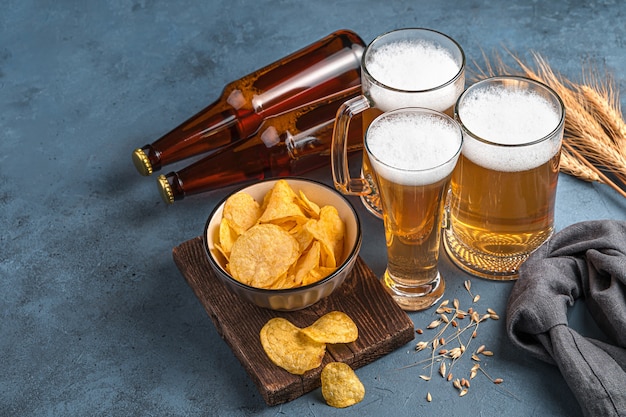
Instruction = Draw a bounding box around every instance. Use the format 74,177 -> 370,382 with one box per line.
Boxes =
203,178 -> 362,311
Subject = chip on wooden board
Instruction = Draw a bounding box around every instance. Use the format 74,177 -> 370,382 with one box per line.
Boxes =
301,311 -> 358,344
259,311 -> 359,376
259,317 -> 326,375
321,362 -> 365,408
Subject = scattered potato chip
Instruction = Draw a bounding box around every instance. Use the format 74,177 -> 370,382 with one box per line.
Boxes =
222,192 -> 262,235
260,312 -> 360,385
321,362 -> 365,408
301,311 -> 358,344
229,224 -> 300,288
260,318 -> 326,375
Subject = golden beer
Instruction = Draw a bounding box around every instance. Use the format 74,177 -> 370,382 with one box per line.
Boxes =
360,105 -> 455,214
379,175 -> 451,285
331,28 -> 465,218
444,77 -> 565,279
366,108 -> 462,311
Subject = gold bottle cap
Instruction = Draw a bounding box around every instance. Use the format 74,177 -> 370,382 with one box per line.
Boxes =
157,175 -> 175,204
132,148 -> 153,176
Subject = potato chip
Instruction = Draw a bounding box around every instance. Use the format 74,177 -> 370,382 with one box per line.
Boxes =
321,362 -> 365,408
260,318 -> 326,375
297,190 -> 320,219
304,206 -> 345,268
302,266 -> 337,286
258,180 -> 308,224
222,192 -> 262,235
290,224 -> 315,253
270,273 -> 298,290
228,224 -> 300,288
217,218 -> 238,258
271,218 -> 301,232
291,241 -> 321,287
301,311 -> 358,344
217,180 -> 347,291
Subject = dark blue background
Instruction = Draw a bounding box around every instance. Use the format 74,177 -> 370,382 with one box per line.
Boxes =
1,1 -> 625,416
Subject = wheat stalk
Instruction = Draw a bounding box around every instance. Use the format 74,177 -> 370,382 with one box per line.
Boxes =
559,148 -> 600,182
472,50 -> 626,198
580,67 -> 626,143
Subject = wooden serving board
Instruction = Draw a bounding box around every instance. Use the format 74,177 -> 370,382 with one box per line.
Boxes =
172,236 -> 415,406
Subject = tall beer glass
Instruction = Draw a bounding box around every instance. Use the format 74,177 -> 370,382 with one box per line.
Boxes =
444,76 -> 565,280
332,28 -> 465,218
366,108 -> 463,311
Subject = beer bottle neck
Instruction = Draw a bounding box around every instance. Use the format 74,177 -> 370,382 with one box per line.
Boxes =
133,111 -> 241,175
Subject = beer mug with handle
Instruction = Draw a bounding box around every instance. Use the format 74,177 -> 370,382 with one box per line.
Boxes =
444,76 -> 565,280
332,28 -> 465,218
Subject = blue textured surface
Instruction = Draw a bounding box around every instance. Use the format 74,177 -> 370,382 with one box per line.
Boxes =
1,1 -> 625,416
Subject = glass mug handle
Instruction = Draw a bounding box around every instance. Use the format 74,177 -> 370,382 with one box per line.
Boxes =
331,95 -> 372,195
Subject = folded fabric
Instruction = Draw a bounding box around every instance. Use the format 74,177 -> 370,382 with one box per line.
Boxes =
506,220 -> 626,417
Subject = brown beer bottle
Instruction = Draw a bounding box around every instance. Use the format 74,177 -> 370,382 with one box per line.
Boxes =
157,86 -> 363,203
132,29 -> 365,176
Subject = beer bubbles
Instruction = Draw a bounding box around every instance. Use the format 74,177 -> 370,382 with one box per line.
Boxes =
457,85 -> 563,172
366,111 -> 462,185
364,36 -> 465,114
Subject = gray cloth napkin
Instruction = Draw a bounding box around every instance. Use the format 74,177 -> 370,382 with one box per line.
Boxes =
506,220 -> 626,417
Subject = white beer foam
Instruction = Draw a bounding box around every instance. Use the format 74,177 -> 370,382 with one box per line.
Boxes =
365,40 -> 462,112
460,87 -> 562,172
367,112 -> 461,186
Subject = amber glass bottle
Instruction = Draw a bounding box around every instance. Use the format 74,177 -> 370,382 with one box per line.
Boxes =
157,86 -> 363,203
132,29 -> 365,176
